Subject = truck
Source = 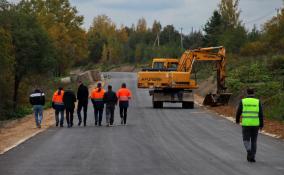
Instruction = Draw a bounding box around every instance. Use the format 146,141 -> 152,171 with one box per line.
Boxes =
137,46 -> 231,108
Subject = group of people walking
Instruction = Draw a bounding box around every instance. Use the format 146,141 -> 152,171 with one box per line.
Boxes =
29,81 -> 132,128
30,84 -> 264,163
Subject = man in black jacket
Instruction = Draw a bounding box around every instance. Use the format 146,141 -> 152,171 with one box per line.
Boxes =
29,89 -> 45,128
103,85 -> 118,126
63,87 -> 76,128
236,88 -> 264,163
77,81 -> 89,126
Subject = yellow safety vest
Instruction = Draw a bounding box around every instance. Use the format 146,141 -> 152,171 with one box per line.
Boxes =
241,98 -> 260,126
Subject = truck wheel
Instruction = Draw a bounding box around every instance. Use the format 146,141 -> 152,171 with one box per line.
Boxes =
153,101 -> 163,108
182,102 -> 194,109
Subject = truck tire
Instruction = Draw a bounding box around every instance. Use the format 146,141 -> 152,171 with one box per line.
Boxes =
153,101 -> 163,108
182,102 -> 194,109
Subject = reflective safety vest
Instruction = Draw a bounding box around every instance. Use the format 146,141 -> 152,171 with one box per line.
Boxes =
91,88 -> 105,101
52,90 -> 64,105
241,98 -> 260,126
117,88 -> 132,101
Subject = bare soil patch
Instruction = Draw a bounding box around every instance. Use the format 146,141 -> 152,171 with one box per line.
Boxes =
0,109 -> 55,154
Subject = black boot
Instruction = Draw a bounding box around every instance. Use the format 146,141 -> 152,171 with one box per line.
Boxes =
247,151 -> 252,162
78,121 -> 81,126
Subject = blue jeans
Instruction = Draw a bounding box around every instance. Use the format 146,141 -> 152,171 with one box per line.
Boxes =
33,105 -> 43,126
55,110 -> 64,126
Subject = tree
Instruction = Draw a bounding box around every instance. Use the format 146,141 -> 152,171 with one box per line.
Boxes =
184,30 -> 204,49
0,27 -> 14,116
0,10 -> 55,109
136,17 -> 147,33
152,20 -> 162,47
247,25 -> 261,42
203,10 -> 223,46
160,25 -> 180,45
152,20 -> 162,34
217,0 -> 247,53
0,0 -> 9,10
88,15 -> 116,62
263,8 -> 284,53
218,0 -> 241,28
18,0 -> 88,76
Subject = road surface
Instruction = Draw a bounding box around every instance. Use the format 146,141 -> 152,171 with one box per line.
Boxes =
0,72 -> 284,175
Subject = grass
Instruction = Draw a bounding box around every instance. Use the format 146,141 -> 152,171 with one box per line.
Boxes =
264,93 -> 284,121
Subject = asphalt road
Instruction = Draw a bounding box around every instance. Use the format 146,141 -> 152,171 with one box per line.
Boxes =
0,72 -> 284,175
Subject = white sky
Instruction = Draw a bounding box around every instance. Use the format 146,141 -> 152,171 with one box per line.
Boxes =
9,0 -> 283,34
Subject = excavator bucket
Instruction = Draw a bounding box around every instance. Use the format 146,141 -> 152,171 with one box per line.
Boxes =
203,93 -> 232,106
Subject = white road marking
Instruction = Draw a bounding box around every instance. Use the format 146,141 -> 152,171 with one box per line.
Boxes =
0,130 -> 43,155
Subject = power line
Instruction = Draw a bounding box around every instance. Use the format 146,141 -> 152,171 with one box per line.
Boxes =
244,9 -> 278,24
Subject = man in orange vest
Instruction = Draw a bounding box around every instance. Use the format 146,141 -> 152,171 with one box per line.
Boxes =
52,87 -> 65,127
90,83 -> 105,126
117,83 -> 132,125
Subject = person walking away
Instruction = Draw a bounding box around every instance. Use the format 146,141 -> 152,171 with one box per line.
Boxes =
77,81 -> 89,126
103,85 -> 118,126
52,87 -> 65,127
29,88 -> 45,128
236,88 -> 264,163
117,83 -> 132,125
90,83 -> 105,126
63,87 -> 76,128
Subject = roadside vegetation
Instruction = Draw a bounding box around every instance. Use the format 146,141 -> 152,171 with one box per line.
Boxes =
0,0 -> 283,122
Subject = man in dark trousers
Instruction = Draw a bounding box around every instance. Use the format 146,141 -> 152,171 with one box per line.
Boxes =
29,88 -> 45,128
116,83 -> 132,125
103,85 -> 118,126
236,88 -> 264,163
63,87 -> 76,128
77,81 -> 89,126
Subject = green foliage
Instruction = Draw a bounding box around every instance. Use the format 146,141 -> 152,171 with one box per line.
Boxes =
0,0 -> 87,120
5,106 -> 32,120
218,0 -> 241,28
267,55 -> 284,72
203,10 -> 223,46
240,41 -> 266,56
184,30 -> 204,49
264,93 -> 284,121
18,0 -> 88,76
227,61 -> 273,92
219,26 -> 247,53
263,9 -> 284,53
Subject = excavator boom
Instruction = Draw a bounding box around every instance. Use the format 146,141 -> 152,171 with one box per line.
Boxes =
137,46 -> 231,108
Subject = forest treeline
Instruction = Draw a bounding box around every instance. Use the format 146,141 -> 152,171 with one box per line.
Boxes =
0,0 -> 283,120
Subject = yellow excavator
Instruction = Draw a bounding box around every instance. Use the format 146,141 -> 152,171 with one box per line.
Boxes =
137,46 -> 231,108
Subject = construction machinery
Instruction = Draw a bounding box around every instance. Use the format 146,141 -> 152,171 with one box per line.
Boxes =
137,46 -> 231,108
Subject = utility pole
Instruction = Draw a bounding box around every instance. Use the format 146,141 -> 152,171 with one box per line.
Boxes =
157,32 -> 160,47
180,27 -> 183,49
153,32 -> 160,48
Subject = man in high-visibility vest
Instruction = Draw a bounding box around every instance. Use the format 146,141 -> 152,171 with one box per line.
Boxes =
52,87 -> 65,127
117,83 -> 132,125
90,83 -> 105,126
236,88 -> 264,163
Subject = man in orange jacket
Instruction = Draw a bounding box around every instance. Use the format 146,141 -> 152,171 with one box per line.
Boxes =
52,87 -> 65,127
117,83 -> 132,125
90,83 -> 105,126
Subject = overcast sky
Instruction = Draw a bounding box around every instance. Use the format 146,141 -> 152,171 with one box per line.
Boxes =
10,0 -> 283,33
